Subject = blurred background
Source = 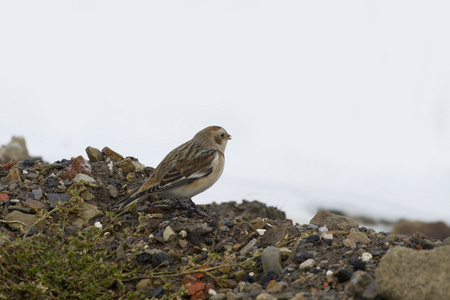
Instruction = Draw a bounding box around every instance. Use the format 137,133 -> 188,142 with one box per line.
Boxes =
1,1 -> 450,228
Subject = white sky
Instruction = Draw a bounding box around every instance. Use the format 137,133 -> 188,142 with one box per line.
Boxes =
1,1 -> 450,224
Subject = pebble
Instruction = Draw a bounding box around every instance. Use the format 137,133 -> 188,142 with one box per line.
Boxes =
136,278 -> 153,291
4,168 -> 22,184
347,230 -> 371,245
151,251 -> 174,268
114,158 -> 134,173
239,238 -> 258,255
359,252 -> 373,262
85,146 -> 104,162
4,210 -> 45,232
31,189 -> 43,199
48,193 -> 71,208
256,229 -> 266,236
106,185 -> 118,198
299,258 -> 315,271
345,270 -> 373,298
261,246 -> 282,275
343,238 -> 357,249
72,203 -> 103,227
23,199 -> 47,213
163,226 -> 176,242
101,147 -> 124,160
73,174 -> 96,184
310,209 -> 359,230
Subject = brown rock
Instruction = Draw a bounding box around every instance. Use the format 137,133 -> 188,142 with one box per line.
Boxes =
261,224 -> 295,246
115,158 -> 134,172
310,210 -> 359,230
3,167 -> 22,184
249,217 -> 266,231
392,220 -> 450,240
101,147 -> 124,160
72,203 -> 103,227
23,199 -> 48,213
376,246 -> 450,299
347,230 -> 371,245
85,146 -> 104,162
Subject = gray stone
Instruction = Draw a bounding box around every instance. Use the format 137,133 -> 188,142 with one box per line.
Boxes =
48,193 -> 71,208
261,246 -> 282,276
343,238 -> 357,249
345,270 -> 373,298
73,173 -> 96,184
4,210 -> 45,232
31,189 -> 43,200
376,246 -> 450,300
310,210 -> 359,230
362,280 -> 379,300
0,136 -> 32,163
106,185 -> 119,198
239,238 -> 258,255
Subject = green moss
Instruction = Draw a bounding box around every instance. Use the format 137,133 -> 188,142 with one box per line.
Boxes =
0,229 -> 143,299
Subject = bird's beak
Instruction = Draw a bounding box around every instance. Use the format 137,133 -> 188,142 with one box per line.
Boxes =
227,134 -> 232,140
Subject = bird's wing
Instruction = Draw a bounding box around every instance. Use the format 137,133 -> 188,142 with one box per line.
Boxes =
114,148 -> 218,209
145,148 -> 218,194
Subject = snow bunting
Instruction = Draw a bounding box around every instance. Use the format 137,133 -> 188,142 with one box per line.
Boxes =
114,126 -> 231,210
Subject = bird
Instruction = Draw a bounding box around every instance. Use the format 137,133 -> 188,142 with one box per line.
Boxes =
114,126 -> 231,210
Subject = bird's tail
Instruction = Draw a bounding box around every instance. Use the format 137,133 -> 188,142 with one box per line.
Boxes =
114,195 -> 137,210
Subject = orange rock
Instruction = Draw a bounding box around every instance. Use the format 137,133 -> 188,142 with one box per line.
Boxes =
0,194 -> 9,202
187,282 -> 206,299
64,156 -> 91,180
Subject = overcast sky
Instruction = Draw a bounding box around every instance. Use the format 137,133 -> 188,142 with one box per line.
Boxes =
1,1 -> 450,224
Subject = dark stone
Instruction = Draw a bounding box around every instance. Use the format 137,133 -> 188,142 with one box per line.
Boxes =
45,176 -> 59,188
187,231 -> 201,247
294,247 -> 313,264
151,251 -> 174,268
336,269 -> 353,283
203,237 -> 213,246
136,253 -> 152,265
151,286 -> 164,298
261,271 -> 279,288
349,258 -> 366,271
371,250 -> 386,258
224,220 -> 234,228
305,234 -> 320,244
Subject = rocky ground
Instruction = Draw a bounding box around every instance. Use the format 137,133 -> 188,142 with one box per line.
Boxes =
0,141 -> 449,299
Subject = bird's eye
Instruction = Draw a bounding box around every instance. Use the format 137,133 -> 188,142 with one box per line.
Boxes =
220,133 -> 225,138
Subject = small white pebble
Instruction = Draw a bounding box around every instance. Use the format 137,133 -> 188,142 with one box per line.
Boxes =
326,270 -> 334,282
319,225 -> 328,232
249,272 -> 255,277
360,252 -> 373,262
179,230 -> 187,238
208,288 -> 217,295
94,221 -> 103,229
256,229 -> 266,236
320,231 -> 333,240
